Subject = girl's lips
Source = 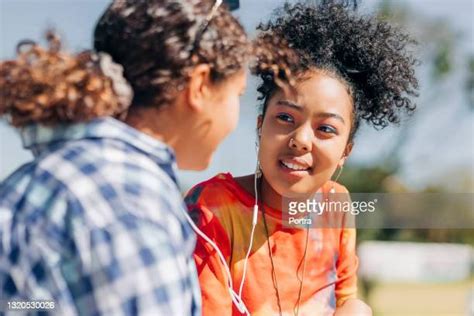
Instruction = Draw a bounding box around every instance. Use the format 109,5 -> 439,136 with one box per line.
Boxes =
279,156 -> 313,170
280,159 -> 310,171
278,160 -> 312,179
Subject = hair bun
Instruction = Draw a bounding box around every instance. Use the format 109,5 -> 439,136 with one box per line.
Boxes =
95,52 -> 133,113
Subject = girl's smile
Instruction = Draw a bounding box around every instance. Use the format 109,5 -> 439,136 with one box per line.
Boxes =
278,155 -> 313,179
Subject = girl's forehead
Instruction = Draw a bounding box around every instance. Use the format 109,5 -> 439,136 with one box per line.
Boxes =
270,72 -> 353,116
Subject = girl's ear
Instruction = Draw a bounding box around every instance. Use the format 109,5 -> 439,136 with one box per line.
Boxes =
338,142 -> 353,167
186,64 -> 213,112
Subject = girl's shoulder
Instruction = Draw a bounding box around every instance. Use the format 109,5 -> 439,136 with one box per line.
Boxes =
185,173 -> 255,228
184,172 -> 254,208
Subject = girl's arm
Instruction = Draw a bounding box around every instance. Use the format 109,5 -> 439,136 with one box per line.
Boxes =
334,226 -> 359,305
334,227 -> 371,314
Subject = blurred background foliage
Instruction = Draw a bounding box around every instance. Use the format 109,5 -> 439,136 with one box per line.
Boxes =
337,0 -> 474,247
338,2 -> 473,313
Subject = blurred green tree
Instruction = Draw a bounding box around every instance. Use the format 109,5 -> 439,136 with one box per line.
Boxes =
340,0 -> 474,245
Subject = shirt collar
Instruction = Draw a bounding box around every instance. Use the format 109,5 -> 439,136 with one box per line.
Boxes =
21,117 -> 177,169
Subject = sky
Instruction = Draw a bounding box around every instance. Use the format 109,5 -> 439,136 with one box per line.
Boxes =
0,0 -> 473,191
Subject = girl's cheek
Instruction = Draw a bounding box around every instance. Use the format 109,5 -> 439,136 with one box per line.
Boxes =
224,97 -> 239,132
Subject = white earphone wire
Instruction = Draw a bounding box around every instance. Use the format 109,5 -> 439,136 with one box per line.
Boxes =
238,167 -> 259,298
183,211 -> 250,315
182,147 -> 261,315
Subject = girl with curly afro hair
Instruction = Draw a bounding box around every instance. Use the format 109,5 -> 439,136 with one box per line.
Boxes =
186,1 -> 418,315
0,1 -> 254,314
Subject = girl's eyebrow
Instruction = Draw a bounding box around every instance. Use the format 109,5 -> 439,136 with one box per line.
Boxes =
277,100 -> 345,124
316,112 -> 346,124
276,100 -> 304,111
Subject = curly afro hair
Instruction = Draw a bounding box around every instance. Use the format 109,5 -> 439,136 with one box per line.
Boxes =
253,0 -> 419,141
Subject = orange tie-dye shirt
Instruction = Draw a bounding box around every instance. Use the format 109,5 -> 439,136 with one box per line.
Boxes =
185,173 -> 358,316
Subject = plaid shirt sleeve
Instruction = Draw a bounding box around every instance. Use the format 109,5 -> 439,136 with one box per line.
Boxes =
74,199 -> 199,315
0,133 -> 201,315
70,193 -> 198,315
1,174 -> 199,316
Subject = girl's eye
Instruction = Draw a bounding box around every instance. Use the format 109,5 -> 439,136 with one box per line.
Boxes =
318,125 -> 337,134
276,113 -> 294,123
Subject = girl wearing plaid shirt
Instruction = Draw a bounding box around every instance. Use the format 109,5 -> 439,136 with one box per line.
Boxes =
0,1 -> 251,315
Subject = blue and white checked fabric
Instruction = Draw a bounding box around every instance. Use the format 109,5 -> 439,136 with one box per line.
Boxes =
0,117 -> 201,315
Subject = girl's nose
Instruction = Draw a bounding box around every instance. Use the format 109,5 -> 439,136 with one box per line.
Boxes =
289,125 -> 313,152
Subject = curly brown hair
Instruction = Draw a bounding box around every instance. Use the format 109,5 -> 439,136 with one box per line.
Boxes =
93,0 -> 251,107
252,1 -> 419,141
0,32 -> 127,127
0,0 -> 252,127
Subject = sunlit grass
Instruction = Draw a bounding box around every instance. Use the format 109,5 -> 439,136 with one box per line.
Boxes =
364,279 -> 473,316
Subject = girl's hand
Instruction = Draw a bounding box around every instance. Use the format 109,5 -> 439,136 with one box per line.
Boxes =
334,298 -> 372,316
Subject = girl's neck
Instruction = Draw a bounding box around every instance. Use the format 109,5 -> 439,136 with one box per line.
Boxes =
125,105 -> 180,149
259,175 -> 322,211
260,176 -> 283,210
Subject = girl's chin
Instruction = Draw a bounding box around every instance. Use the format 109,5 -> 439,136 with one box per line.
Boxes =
271,164 -> 328,195
178,152 -> 213,171
263,167 -> 325,198
274,181 -> 319,200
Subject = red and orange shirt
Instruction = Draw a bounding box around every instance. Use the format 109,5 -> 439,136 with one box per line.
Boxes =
185,173 -> 358,316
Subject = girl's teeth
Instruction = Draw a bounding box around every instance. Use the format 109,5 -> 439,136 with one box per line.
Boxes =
282,161 -> 307,171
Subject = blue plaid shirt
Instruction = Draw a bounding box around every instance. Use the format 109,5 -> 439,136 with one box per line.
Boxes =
0,118 -> 201,315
